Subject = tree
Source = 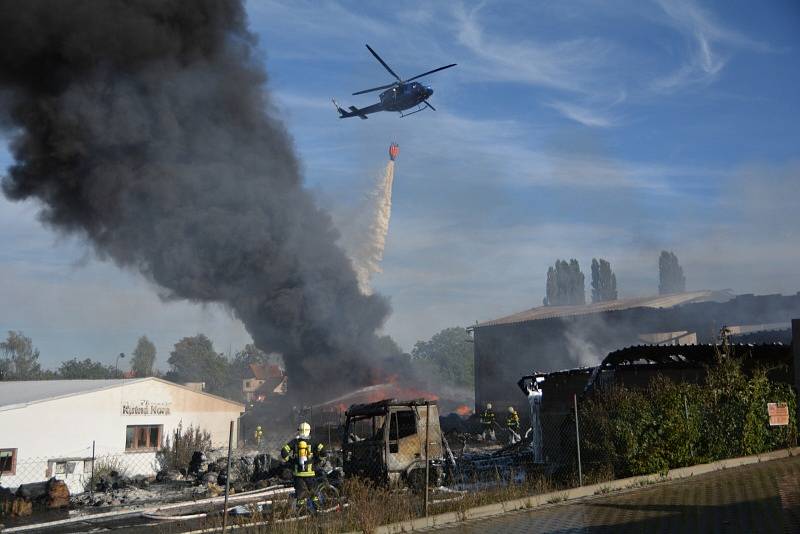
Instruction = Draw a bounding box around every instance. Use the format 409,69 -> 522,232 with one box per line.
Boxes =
166,334 -> 229,394
58,358 -> 117,379
659,251 -> 686,294
544,259 -> 585,306
0,331 -> 43,380
411,327 -> 474,388
130,336 -> 157,377
591,258 -> 618,303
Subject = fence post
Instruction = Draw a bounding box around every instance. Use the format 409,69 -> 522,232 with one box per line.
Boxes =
684,395 -> 694,459
90,440 -> 96,499
222,420 -> 234,533
574,394 -> 583,487
424,401 -> 430,517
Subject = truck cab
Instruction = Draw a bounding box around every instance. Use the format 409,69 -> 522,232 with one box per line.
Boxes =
343,399 -> 442,488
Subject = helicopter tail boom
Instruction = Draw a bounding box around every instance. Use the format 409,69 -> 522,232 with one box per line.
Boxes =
332,98 -> 369,119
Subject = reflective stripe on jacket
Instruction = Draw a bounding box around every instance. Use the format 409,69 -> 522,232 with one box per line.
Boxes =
507,412 -> 520,430
281,437 -> 325,477
480,410 -> 495,425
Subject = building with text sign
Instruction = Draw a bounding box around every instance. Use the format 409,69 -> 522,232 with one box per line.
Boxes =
0,377 -> 244,493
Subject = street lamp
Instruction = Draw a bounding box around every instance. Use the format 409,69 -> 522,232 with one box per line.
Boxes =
115,352 -> 125,377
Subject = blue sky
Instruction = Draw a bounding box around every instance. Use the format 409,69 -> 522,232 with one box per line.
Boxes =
1,0 -> 799,369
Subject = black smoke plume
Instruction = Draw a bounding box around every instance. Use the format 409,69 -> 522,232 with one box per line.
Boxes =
0,0 -> 391,400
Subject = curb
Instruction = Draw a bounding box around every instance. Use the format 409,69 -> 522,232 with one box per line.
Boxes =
368,446 -> 800,534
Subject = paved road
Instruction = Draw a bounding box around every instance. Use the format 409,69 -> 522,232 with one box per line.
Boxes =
430,455 -> 800,533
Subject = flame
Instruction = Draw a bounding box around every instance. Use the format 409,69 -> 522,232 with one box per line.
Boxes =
455,404 -> 471,417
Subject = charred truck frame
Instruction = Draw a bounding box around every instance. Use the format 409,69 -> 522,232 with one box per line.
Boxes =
343,399 -> 443,488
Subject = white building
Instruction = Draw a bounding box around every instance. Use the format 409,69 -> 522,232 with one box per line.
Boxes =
0,378 -> 244,493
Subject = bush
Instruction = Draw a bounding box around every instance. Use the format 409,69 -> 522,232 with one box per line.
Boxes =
579,356 -> 797,478
156,423 -> 212,472
84,456 -> 129,492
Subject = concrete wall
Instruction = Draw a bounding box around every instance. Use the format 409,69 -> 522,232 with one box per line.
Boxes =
0,378 -> 243,492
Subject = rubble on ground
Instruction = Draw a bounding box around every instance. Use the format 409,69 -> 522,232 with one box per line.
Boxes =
67,448 -> 295,510
0,477 -> 71,519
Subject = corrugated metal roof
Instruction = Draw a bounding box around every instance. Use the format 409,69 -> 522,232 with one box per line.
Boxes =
0,377 -> 244,412
476,290 -> 720,328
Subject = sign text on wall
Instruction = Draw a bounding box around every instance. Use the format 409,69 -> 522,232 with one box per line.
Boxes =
121,400 -> 171,416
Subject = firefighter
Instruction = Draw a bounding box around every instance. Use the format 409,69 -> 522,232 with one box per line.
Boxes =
254,425 -> 263,446
480,402 -> 496,441
281,422 -> 326,510
507,406 -> 521,444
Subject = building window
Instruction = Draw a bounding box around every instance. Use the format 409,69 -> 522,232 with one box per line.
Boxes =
125,425 -> 162,451
0,449 -> 16,475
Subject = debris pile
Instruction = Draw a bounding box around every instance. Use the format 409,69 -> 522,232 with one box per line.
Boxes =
0,478 -> 71,519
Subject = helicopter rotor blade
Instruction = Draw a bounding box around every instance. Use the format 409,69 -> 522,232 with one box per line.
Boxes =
352,82 -> 397,96
404,64 -> 457,83
424,101 -> 437,111
365,44 -> 402,82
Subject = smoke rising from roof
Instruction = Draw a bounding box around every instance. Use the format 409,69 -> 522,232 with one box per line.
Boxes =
0,0 -> 390,400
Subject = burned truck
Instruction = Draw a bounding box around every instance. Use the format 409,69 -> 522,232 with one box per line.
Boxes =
343,399 -> 443,488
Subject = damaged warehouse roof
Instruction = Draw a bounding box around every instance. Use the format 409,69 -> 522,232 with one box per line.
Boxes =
476,290 -> 728,327
599,342 -> 791,368
583,342 -> 792,393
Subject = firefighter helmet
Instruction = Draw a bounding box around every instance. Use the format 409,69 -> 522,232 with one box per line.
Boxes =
508,406 -> 516,413
486,403 -> 492,410
298,422 -> 311,439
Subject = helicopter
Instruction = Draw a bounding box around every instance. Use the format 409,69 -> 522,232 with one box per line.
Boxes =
333,44 -> 456,119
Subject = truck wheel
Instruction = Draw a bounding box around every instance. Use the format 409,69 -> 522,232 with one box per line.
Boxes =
406,469 -> 426,492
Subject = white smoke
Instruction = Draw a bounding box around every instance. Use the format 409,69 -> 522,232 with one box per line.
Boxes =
353,160 -> 395,294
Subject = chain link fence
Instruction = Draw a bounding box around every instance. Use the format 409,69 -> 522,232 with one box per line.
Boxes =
0,443 -> 201,496
2,387 -> 796,531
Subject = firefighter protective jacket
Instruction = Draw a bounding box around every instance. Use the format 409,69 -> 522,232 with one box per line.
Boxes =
507,411 -> 520,430
480,409 -> 496,426
281,437 -> 326,477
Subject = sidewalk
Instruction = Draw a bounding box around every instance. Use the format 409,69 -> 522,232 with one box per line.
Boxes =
427,454 -> 800,533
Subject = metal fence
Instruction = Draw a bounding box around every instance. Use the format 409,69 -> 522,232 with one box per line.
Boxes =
1,445 -> 185,496
2,397 -> 796,532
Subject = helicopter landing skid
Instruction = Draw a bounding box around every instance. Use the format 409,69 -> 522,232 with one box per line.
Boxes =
399,105 -> 427,118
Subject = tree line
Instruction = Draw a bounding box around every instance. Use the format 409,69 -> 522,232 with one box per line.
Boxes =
0,330 -> 282,401
0,327 -> 477,396
544,250 -> 686,306
0,332 -> 159,382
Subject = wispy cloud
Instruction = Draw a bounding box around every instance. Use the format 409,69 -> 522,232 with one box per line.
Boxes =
545,100 -> 617,127
651,0 -> 769,93
451,3 -> 614,94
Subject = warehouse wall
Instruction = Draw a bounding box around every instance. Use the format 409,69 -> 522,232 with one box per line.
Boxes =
0,378 -> 243,491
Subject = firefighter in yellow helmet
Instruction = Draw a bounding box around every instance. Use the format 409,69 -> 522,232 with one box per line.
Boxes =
281,422 -> 326,509
254,425 -> 263,446
507,406 -> 521,444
